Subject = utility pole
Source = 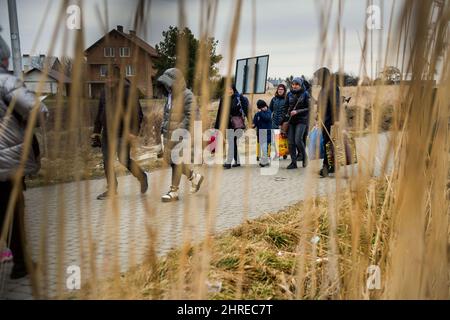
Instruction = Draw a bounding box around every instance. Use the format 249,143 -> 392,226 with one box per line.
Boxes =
7,0 -> 22,78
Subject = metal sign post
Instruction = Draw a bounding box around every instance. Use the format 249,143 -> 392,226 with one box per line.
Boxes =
7,0 -> 23,78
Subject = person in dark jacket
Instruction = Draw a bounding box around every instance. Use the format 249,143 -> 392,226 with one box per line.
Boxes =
313,67 -> 341,177
253,100 -> 272,167
157,68 -> 204,202
269,84 -> 287,129
282,77 -> 310,169
0,34 -> 48,279
214,84 -> 249,169
92,66 -> 148,200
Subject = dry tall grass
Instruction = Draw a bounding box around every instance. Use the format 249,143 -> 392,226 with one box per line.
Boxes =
0,0 -> 448,300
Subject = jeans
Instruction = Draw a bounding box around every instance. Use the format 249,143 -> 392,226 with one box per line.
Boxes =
288,123 -> 307,164
101,133 -> 146,190
0,180 -> 26,268
259,140 -> 269,165
226,130 -> 242,165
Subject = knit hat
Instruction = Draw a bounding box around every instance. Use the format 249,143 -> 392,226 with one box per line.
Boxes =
292,77 -> 303,86
256,99 -> 268,109
0,27 -> 11,61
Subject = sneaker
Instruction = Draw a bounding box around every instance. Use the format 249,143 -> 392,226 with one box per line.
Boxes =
0,248 -> 13,263
223,164 -> 232,169
161,187 -> 179,202
140,172 -> 149,194
189,173 -> 204,194
287,162 -> 298,170
232,163 -> 241,168
96,189 -> 117,200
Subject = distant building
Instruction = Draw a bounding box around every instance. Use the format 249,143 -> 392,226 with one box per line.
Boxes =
8,54 -> 62,73
267,77 -> 285,87
84,25 -> 159,98
23,67 -> 71,96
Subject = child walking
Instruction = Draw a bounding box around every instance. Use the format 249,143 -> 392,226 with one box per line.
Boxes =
253,100 -> 272,167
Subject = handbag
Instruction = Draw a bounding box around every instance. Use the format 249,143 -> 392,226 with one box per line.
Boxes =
280,121 -> 289,135
277,133 -> 289,157
230,95 -> 246,130
231,115 -> 245,130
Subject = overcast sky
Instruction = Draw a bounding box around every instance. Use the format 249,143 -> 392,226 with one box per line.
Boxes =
0,0 -> 405,79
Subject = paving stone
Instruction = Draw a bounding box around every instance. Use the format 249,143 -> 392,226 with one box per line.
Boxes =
0,133 -> 391,299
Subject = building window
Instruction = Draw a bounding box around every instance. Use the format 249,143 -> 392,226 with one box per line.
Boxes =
126,65 -> 135,76
100,65 -> 107,77
120,47 -> 130,57
104,47 -> 115,57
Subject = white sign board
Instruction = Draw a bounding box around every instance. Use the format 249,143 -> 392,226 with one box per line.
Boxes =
235,55 -> 269,94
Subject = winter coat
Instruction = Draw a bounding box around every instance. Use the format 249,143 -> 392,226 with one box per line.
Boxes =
0,66 -> 48,181
269,95 -> 285,128
214,88 -> 249,130
319,85 -> 341,128
253,110 -> 272,143
157,69 -> 194,140
94,84 -> 143,137
283,89 -> 310,126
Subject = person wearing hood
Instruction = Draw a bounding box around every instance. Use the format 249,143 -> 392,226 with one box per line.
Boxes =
214,84 -> 249,169
93,65 -> 148,200
313,67 -> 341,177
157,68 -> 204,202
282,77 -> 311,169
0,33 -> 48,279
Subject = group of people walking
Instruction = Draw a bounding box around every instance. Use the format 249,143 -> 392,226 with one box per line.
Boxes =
214,68 -> 340,176
0,23 -> 341,281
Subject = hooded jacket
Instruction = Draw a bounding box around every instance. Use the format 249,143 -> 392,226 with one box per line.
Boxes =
0,66 -> 48,181
157,68 -> 194,140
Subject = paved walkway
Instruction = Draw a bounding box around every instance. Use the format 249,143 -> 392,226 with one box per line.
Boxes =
0,133 -> 391,299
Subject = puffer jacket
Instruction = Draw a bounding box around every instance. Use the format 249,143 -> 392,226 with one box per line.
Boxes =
0,66 -> 48,181
269,95 -> 285,128
157,68 -> 195,146
283,89 -> 310,126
